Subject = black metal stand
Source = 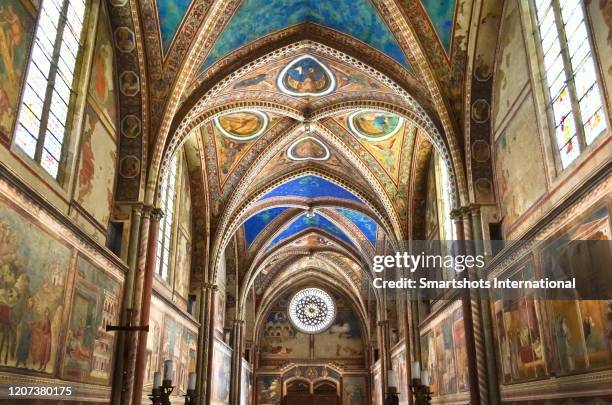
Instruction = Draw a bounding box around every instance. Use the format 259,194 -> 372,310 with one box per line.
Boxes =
149,380 -> 174,405
384,392 -> 400,405
409,379 -> 432,405
184,389 -> 196,405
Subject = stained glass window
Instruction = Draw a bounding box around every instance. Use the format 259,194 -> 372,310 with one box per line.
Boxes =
156,156 -> 178,282
14,0 -> 87,179
533,0 -> 607,169
288,288 -> 336,334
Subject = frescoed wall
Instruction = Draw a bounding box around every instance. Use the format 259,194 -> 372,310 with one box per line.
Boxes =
211,339 -> 232,405
256,375 -> 281,405
62,255 -> 121,384
313,310 -> 364,360
241,359 -> 253,405
0,0 -> 35,138
488,189 -> 612,392
420,302 -> 469,400
390,344 -> 409,405
144,295 -> 198,395
74,105 -> 117,231
343,375 -> 368,405
0,174 -> 126,401
260,310 -> 310,360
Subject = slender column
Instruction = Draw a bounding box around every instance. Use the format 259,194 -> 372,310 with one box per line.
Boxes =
112,204 -> 143,405
196,282 -> 217,403
123,206 -> 152,404
206,286 -> 218,405
230,319 -> 245,404
378,319 -> 390,402
453,214 -> 480,404
471,207 -> 500,404
463,210 -> 489,405
132,208 -> 164,405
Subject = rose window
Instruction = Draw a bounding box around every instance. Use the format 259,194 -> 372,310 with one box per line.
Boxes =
288,288 -> 336,333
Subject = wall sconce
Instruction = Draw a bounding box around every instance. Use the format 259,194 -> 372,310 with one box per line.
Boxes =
384,369 -> 400,405
409,361 -> 432,405
184,372 -> 197,405
149,360 -> 174,405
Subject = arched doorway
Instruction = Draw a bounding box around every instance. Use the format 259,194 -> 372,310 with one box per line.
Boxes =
285,379 -> 311,405
283,379 -> 339,405
313,380 -> 338,405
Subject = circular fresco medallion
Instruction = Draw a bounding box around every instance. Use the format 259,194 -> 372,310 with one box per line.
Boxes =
287,136 -> 330,161
288,288 -> 336,334
214,110 -> 269,141
348,110 -> 404,141
277,55 -> 336,97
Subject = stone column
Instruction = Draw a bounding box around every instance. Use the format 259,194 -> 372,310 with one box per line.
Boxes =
471,207 -> 500,404
230,319 -> 245,404
462,209 -> 489,405
377,319 -> 391,403
112,204 -> 143,405
132,208 -> 163,405
122,205 -> 152,404
452,213 -> 480,404
196,282 -> 217,403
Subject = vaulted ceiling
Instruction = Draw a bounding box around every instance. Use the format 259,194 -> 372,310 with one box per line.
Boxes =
107,0 -> 503,316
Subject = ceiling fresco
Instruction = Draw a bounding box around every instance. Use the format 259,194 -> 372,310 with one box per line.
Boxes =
269,213 -> 354,248
336,208 -> 378,244
155,0 -> 193,54
207,50 -> 398,103
420,0 -> 457,53
244,207 -> 289,246
198,0 -> 411,71
257,175 -> 363,203
201,111 -> 282,192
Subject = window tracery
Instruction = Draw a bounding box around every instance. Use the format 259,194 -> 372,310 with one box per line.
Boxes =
288,288 -> 336,334
15,0 -> 87,179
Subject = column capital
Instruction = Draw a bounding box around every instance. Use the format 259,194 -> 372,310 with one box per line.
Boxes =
202,282 -> 218,291
131,202 -> 145,215
150,208 -> 164,221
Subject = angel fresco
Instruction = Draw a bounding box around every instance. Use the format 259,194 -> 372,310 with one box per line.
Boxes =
278,56 -> 335,96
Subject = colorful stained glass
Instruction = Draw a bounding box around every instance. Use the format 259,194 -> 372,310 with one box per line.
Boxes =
584,108 -> 606,144
534,0 -> 606,168
15,0 -> 87,179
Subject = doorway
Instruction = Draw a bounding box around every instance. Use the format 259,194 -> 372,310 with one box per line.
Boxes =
313,381 -> 338,405
284,379 -> 338,405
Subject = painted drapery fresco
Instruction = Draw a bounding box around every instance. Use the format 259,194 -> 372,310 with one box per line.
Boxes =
211,339 -> 232,405
391,346 -> 409,405
75,105 -> 117,228
0,0 -> 34,137
62,255 -> 121,384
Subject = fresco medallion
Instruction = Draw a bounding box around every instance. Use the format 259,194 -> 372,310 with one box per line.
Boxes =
286,136 -> 330,161
348,110 -> 404,141
277,55 -> 336,97
213,110 -> 269,141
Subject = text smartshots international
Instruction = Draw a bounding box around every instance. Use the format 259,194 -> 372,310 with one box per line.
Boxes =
364,240 -> 612,301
